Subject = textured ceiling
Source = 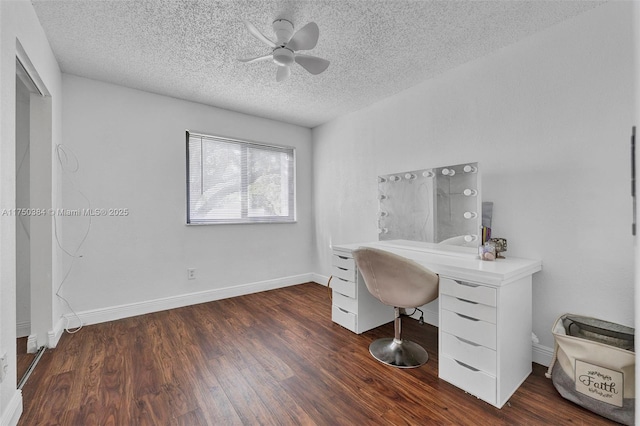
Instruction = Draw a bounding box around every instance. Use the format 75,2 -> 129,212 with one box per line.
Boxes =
31,0 -> 605,128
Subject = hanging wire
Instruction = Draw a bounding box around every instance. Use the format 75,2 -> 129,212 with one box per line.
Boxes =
54,144 -> 92,334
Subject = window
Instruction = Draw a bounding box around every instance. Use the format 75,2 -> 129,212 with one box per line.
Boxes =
186,131 -> 295,224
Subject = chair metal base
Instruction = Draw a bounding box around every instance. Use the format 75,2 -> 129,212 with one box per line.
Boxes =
369,337 -> 429,369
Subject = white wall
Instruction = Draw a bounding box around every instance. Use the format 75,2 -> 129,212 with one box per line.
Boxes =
59,75 -> 315,317
0,1 -> 62,424
313,2 -> 635,353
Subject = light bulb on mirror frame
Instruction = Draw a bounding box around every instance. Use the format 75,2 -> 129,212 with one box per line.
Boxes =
404,173 -> 417,180
463,164 -> 477,173
389,175 -> 401,182
463,189 -> 478,197
463,211 -> 477,219
378,228 -> 388,234
422,170 -> 434,178
464,234 -> 478,243
442,168 -> 456,176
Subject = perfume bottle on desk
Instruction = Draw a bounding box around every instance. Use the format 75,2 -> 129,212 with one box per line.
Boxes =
478,237 -> 507,261
490,238 -> 507,258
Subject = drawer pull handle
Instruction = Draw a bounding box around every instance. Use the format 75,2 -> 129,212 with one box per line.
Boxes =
338,255 -> 349,260
456,313 -> 479,322
337,267 -> 348,271
338,307 -> 349,314
456,297 -> 478,305
338,278 -> 349,282
455,360 -> 480,372
455,280 -> 480,288
456,336 -> 481,347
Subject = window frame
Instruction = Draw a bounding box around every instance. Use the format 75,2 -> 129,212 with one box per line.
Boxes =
185,131 -> 296,225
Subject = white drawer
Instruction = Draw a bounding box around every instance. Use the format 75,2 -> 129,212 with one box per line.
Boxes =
332,305 -> 356,332
440,278 -> 496,307
441,309 -> 496,350
331,276 -> 356,298
333,291 -> 358,314
332,264 -> 356,282
332,253 -> 354,269
440,331 -> 496,375
439,355 -> 496,405
440,294 -> 496,324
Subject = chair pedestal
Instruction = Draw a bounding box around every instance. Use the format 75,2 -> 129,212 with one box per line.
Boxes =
369,308 -> 429,368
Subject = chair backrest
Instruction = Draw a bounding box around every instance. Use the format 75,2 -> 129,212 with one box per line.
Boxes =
353,247 -> 439,308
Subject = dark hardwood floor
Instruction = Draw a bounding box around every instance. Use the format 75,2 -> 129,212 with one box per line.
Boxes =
19,283 -> 616,425
16,336 -> 35,386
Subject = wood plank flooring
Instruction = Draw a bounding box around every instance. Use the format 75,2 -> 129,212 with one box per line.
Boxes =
19,283 -> 616,425
16,336 -> 35,386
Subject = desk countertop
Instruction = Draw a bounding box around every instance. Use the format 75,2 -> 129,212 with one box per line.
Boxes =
333,239 -> 542,287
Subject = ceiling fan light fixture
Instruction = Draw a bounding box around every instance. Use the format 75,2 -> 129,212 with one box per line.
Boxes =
272,47 -> 294,66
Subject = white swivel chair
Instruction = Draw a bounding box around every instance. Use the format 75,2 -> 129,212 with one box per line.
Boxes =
353,247 -> 439,368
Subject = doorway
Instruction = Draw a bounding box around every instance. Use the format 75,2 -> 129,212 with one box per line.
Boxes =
14,46 -> 53,388
15,60 -> 34,384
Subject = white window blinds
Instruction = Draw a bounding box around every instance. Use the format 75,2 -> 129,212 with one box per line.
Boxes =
186,132 -> 296,224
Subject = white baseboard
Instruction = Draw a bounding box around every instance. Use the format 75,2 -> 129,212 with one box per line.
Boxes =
532,342 -> 554,367
1,390 -> 22,426
16,321 -> 30,338
47,317 -> 66,348
26,335 -> 38,354
63,273 -> 315,328
22,317 -> 66,352
312,273 -> 330,286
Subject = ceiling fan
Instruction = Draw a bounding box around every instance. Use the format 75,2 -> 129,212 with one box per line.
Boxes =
239,19 -> 330,82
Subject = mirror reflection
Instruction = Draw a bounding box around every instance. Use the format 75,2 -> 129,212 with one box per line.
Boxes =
377,162 -> 480,247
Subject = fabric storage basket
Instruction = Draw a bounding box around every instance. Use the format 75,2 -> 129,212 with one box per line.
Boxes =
546,314 -> 635,425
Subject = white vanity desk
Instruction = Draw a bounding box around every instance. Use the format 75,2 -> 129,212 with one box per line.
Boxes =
330,239 -> 542,408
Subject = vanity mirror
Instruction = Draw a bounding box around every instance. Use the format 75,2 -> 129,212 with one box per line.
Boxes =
377,162 -> 481,248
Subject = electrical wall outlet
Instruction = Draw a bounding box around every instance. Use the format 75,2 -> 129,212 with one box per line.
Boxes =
187,268 -> 196,280
0,352 -> 8,383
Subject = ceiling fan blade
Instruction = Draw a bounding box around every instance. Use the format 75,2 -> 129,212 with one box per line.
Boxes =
243,20 -> 276,48
294,54 -> 330,75
286,22 -> 319,51
238,53 -> 273,64
276,66 -> 290,82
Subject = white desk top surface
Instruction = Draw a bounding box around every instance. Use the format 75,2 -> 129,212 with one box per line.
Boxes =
333,239 -> 542,287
